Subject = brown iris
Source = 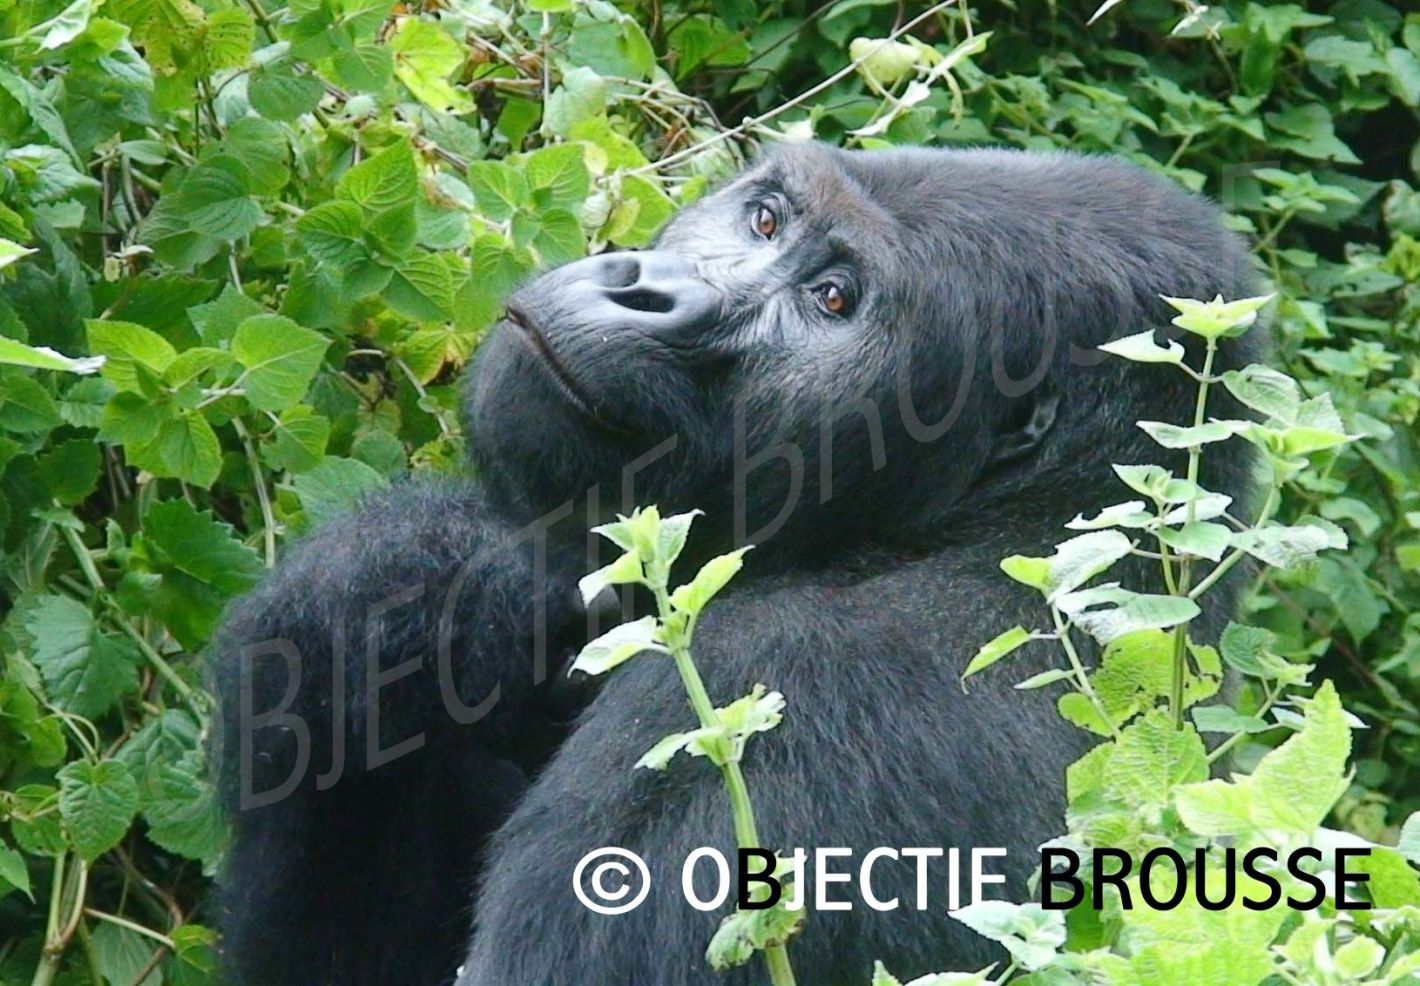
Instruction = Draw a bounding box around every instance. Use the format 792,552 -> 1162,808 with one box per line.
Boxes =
753,204 -> 777,238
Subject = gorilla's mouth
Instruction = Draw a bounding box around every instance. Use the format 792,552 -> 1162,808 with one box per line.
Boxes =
503,306 -> 618,431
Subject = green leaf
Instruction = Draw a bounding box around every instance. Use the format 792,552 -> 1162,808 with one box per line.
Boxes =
57,759 -> 140,861
524,143 -> 591,212
382,254 -> 458,322
670,547 -> 751,616
232,314 -> 329,411
577,550 -> 643,606
962,625 -> 1032,683
142,499 -> 264,596
0,238 -> 37,271
1137,419 -> 1246,449
1221,363 -> 1301,421
291,456 -> 387,526
337,141 -> 419,213
248,65 -> 323,120
297,201 -> 369,267
171,158 -> 262,241
0,336 -> 104,374
468,161 -> 529,223
1155,521 -> 1231,561
1250,681 -> 1350,834
86,318 -> 177,392
1233,519 -> 1346,569
0,841 -> 31,900
1068,591 -> 1199,644
0,374 -> 62,432
1103,710 -> 1208,823
948,901 -> 1066,972
389,18 -> 471,112
570,616 -> 661,676
141,749 -> 230,867
154,409 -> 222,487
1161,293 -> 1274,339
217,117 -> 291,196
23,595 -> 139,718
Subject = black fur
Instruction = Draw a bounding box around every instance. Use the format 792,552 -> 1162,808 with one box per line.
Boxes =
211,144 -> 1261,985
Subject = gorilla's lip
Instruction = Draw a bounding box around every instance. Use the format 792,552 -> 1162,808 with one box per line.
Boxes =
503,306 -> 624,433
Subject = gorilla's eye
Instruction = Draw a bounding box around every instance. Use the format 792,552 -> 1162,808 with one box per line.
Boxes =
752,203 -> 779,239
815,282 -> 851,317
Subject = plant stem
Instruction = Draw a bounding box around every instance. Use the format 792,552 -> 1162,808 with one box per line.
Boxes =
651,584 -> 796,986
1169,337 -> 1217,726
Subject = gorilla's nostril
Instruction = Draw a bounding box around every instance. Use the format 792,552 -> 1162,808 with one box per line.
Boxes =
599,257 -> 641,289
610,288 -> 675,314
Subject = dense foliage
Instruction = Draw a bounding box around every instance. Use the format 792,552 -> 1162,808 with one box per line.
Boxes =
0,0 -> 1417,982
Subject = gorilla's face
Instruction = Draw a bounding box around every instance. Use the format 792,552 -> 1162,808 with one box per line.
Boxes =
466,142 -> 1237,552
468,144 -> 1004,540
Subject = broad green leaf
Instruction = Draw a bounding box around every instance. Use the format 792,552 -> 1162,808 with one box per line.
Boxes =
86,318 -> 176,392
297,201 -> 368,267
524,143 -> 591,212
1070,592 -> 1199,644
154,410 -> 222,487
142,499 -> 263,595
1221,363 -> 1301,421
248,65 -> 323,120
1249,681 -> 1350,834
291,455 -> 387,526
0,842 -> 31,900
0,238 -> 37,271
337,141 -> 418,213
231,314 -> 330,411
1232,518 -> 1346,569
1103,710 -> 1208,822
58,759 -> 141,861
383,254 -> 459,322
171,158 -> 262,241
1066,500 -> 1153,530
468,161 -> 529,222
23,595 -> 139,718
389,18 -> 472,112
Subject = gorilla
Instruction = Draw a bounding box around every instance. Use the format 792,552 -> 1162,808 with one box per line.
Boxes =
212,143 -> 1261,985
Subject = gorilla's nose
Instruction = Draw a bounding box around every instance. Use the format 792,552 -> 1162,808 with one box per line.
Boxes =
553,250 -> 723,339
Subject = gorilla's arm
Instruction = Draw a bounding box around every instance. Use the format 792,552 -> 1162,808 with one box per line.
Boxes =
460,558 -> 1088,985
210,476 -> 585,986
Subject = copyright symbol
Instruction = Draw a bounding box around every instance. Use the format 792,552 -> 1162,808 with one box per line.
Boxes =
572,847 -> 651,915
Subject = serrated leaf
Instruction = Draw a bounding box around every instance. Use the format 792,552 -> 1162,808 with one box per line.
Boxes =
58,759 -> 140,861
577,550 -> 643,606
86,319 -> 176,392
297,201 -> 368,267
1249,681 -> 1350,834
232,314 -> 329,411
337,140 -> 419,213
248,65 -> 323,120
1155,521 -> 1231,561
389,18 -> 471,112
23,596 -> 139,718
171,159 -> 261,241
291,455 -> 387,526
143,499 -> 264,595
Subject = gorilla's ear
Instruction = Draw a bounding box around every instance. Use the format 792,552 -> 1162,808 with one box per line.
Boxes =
989,383 -> 1060,468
